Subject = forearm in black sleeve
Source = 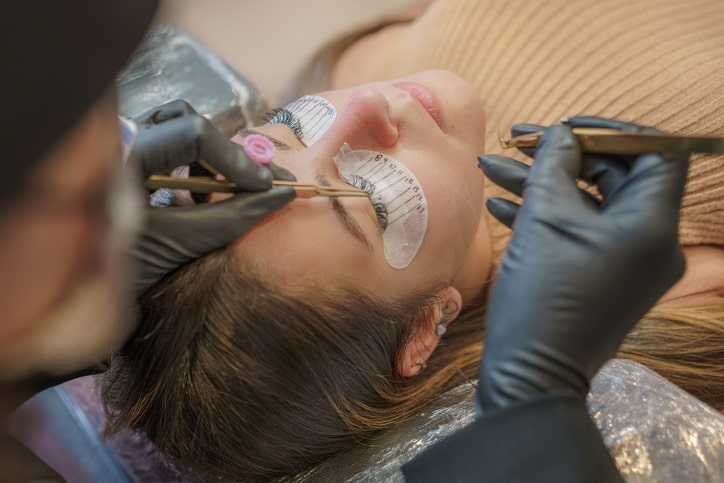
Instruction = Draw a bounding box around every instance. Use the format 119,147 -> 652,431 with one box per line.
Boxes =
402,393 -> 623,483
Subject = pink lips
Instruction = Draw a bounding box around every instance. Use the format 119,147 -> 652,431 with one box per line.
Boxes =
393,81 -> 445,130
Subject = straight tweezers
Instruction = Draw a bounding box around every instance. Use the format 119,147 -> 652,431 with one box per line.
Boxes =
145,175 -> 370,198
499,128 -> 724,155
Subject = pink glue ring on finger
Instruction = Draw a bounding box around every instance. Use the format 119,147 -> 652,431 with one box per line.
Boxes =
243,133 -> 276,164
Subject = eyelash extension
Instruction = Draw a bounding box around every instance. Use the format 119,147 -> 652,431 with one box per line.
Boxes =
264,108 -> 303,139
349,175 -> 389,232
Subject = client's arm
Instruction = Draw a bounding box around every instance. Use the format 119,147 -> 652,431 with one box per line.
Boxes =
404,118 -> 689,482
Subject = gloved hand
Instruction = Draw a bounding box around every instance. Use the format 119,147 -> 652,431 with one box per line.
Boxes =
484,117 -> 641,227
476,117 -> 689,411
129,100 -> 296,293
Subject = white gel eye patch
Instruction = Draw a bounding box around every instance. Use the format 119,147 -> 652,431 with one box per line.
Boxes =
282,95 -> 336,146
333,144 -> 428,269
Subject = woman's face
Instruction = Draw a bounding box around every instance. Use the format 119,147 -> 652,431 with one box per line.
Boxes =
230,70 -> 491,302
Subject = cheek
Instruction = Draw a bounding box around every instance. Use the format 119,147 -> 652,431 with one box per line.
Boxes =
412,154 -> 484,263
234,211 -> 433,303
0,215 -> 97,344
416,147 -> 483,216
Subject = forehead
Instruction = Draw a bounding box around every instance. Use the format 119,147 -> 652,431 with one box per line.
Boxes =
231,192 -> 441,304
232,199 -> 374,293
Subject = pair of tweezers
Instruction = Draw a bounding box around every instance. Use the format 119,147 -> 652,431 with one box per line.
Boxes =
499,128 -> 724,155
145,175 -> 370,198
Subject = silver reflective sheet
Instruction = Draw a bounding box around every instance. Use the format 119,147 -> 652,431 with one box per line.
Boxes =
588,359 -> 724,482
117,24 -> 268,136
292,360 -> 724,482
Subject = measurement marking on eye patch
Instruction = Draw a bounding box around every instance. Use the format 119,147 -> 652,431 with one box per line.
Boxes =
304,108 -> 329,139
387,190 -> 419,217
389,205 -> 419,225
333,144 -> 428,269
387,187 -> 412,209
298,99 -> 332,129
282,95 -> 337,146
360,162 -> 399,184
354,160 -> 386,179
351,157 -> 416,199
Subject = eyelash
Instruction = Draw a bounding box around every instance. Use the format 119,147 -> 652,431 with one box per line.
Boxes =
264,108 -> 304,139
264,109 -> 389,232
348,175 -> 389,232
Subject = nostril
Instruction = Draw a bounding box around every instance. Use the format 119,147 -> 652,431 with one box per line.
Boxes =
339,90 -> 399,148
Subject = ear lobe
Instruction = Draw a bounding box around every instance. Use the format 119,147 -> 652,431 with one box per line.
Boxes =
396,287 -> 463,377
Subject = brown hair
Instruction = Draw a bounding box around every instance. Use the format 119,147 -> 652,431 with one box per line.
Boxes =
618,304 -> 724,407
103,240 -> 724,481
102,247 -> 487,481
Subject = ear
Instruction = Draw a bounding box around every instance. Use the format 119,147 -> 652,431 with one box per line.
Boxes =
396,286 -> 462,377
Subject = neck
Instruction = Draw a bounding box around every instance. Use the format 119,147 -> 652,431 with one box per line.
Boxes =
332,22 -> 411,88
452,218 -> 493,308
659,245 -> 724,305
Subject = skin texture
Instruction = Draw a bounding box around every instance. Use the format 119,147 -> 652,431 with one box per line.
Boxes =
659,246 -> 724,305
0,96 -> 122,482
0,97 -> 128,390
331,13 -> 724,308
220,70 -> 493,375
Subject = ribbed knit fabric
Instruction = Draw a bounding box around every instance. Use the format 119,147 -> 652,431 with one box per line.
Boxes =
357,0 -> 724,258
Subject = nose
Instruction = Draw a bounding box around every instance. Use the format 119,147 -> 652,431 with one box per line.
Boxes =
318,90 -> 399,150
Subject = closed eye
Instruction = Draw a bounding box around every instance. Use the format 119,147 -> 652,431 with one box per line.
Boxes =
264,108 -> 304,140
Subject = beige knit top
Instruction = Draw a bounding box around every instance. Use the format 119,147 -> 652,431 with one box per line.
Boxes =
334,0 -> 724,258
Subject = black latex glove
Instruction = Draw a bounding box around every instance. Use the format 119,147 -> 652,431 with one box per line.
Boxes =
476,117 -> 688,411
484,117 -> 640,227
129,100 -> 296,293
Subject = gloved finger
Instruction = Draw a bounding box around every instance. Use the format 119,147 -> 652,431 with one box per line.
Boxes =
510,123 -> 545,158
477,154 -> 529,197
580,155 -> 630,199
267,162 -> 297,181
601,152 -> 688,297
134,115 -> 274,191
524,125 -> 582,202
132,186 -> 295,293
134,99 -> 198,127
566,115 -> 670,174
195,186 -> 296,237
602,152 -> 688,234
510,123 -> 545,137
563,115 -> 660,134
485,197 -> 519,228
147,186 -> 295,255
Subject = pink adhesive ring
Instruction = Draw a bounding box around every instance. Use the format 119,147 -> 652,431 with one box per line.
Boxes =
243,133 -> 276,164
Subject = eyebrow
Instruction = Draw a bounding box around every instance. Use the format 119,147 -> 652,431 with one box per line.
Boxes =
315,172 -> 373,252
237,128 -> 292,150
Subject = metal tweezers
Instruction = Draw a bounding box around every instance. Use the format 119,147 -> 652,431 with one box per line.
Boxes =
145,175 -> 370,198
498,128 -> 724,155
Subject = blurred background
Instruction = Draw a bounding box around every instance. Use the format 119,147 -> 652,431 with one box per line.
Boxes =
163,0 -> 411,106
